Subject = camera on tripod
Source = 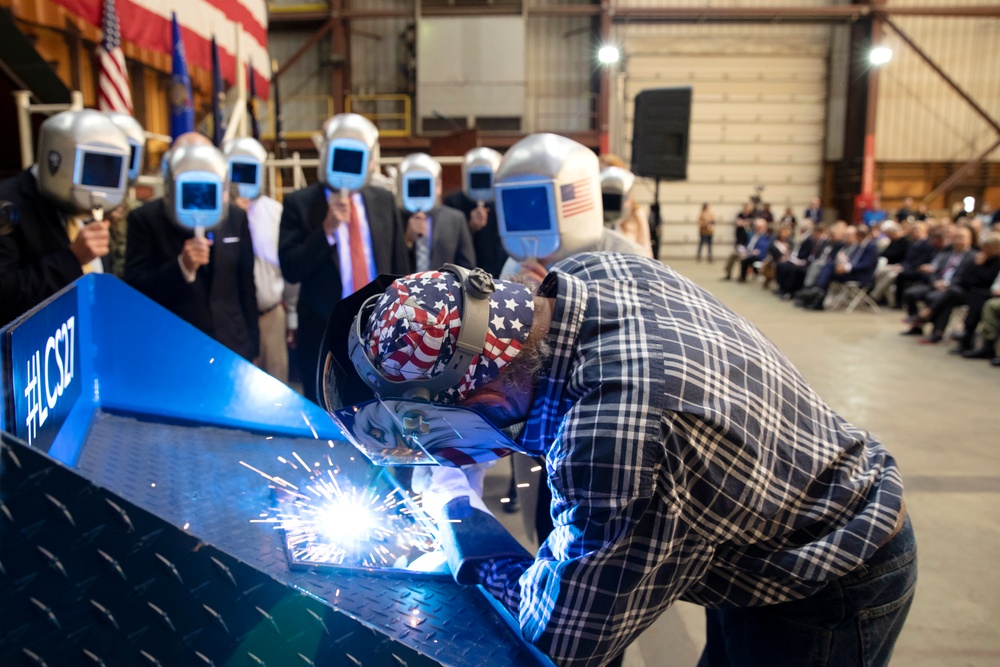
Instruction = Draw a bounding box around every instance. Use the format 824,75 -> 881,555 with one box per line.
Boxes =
749,184 -> 765,208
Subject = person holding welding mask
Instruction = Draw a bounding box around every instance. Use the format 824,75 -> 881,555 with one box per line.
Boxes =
125,133 -> 258,361
331,134 -> 916,667
0,109 -> 131,326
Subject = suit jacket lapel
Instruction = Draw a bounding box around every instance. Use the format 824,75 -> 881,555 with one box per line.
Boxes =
429,206 -> 446,268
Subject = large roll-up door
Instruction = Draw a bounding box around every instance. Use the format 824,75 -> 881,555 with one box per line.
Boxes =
614,24 -> 831,257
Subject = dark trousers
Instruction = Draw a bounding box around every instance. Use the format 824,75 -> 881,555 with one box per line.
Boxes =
903,284 -> 934,317
777,262 -> 808,296
698,517 -> 916,667
295,307 -> 327,403
960,292 -> 991,349
926,286 -> 968,335
698,235 -> 714,261
895,271 -> 929,309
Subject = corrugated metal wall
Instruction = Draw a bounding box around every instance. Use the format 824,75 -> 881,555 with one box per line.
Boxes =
876,0 -> 1000,162
524,7 -> 594,133
351,0 -> 412,96
613,22 -> 831,256
267,29 -> 333,136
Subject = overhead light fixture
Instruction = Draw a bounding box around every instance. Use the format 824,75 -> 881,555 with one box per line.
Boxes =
598,45 -> 620,65
870,46 -> 893,66
964,196 -> 975,214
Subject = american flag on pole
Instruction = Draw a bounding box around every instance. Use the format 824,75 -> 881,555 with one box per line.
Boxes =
560,177 -> 594,218
96,0 -> 133,114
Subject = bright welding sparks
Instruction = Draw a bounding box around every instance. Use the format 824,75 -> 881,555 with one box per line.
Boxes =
243,455 -> 441,569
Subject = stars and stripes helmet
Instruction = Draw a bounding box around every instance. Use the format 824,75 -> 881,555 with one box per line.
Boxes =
348,265 -> 535,404
494,133 -> 603,264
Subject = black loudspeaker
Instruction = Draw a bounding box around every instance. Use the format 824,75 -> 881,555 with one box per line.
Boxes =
631,87 -> 692,181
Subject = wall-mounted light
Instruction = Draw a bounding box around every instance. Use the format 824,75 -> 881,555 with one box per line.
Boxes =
870,46 -> 893,66
964,196 -> 975,214
598,45 -> 620,65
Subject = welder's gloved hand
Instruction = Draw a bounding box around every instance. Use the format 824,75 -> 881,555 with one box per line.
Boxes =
411,465 -> 491,521
411,465 -> 532,585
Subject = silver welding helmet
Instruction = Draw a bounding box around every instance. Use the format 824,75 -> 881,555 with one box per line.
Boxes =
317,113 -> 379,193
164,143 -> 229,232
104,111 -> 146,185
462,147 -> 502,204
398,153 -> 441,214
600,166 -> 635,224
494,133 -> 602,264
36,109 -> 130,214
223,136 -> 268,200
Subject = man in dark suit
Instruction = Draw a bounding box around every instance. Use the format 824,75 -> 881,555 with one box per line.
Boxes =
442,192 -> 506,278
403,204 -> 475,272
893,223 -> 940,308
397,153 -> 475,273
0,110 -> 131,327
737,218 -> 772,282
279,114 -> 408,402
774,224 -> 822,298
901,226 -> 975,333
125,136 -> 259,361
813,225 -> 881,307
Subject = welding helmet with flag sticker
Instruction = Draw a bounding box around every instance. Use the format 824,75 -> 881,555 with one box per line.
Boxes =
494,133 -> 603,264
37,109 -> 130,215
319,265 -> 540,467
317,113 -> 379,193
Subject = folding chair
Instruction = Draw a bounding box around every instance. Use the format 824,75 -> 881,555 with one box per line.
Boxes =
842,281 -> 881,314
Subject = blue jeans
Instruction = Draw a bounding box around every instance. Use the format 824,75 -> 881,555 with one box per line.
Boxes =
698,516 -> 917,667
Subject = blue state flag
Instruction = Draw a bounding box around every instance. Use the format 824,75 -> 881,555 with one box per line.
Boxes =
211,36 -> 225,147
169,13 -> 195,140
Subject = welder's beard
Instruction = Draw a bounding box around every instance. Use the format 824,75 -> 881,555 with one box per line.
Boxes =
460,325 -> 551,429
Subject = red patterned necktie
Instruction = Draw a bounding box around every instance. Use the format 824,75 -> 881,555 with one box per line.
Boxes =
348,198 -> 369,291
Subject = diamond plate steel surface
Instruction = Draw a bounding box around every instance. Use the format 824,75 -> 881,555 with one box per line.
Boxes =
4,412 -> 549,667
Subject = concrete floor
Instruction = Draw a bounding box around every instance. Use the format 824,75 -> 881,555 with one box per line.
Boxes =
482,257 -> 1000,667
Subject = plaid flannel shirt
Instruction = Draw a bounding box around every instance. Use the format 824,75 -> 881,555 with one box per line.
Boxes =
474,252 -> 904,667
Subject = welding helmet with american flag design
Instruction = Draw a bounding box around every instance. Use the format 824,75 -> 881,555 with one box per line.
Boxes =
494,133 -> 603,265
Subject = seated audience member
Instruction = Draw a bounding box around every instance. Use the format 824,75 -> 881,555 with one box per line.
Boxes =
901,226 -> 975,335
869,221 -> 911,304
915,202 -> 930,221
761,224 -> 792,289
962,272 -> 1000,364
893,223 -> 943,308
793,222 -> 849,309
806,225 -> 879,310
731,218 -> 771,282
802,196 -> 822,235
778,207 -> 797,237
896,196 -> 915,222
774,224 -> 825,299
921,232 -> 1000,350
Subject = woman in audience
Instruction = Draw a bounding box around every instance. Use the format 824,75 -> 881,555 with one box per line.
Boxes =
761,224 -> 792,290
697,203 -> 716,263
